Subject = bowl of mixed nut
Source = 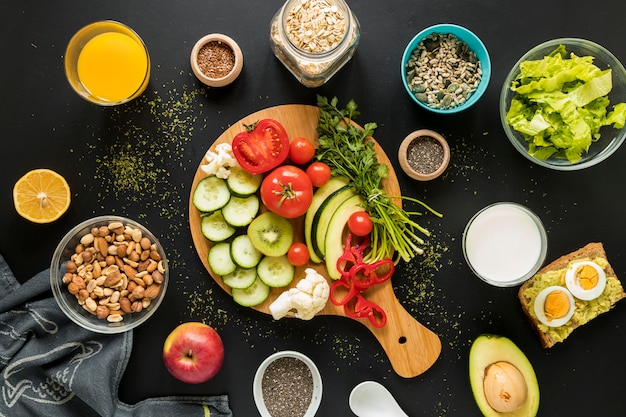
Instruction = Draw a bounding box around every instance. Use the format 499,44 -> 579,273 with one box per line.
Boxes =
402,24 -> 491,113
50,216 -> 168,334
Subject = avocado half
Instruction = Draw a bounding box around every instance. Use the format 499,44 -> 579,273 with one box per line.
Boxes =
469,334 -> 540,417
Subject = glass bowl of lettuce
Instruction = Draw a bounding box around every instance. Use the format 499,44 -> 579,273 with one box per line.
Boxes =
500,38 -> 626,170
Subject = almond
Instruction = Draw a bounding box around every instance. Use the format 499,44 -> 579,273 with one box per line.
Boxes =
144,283 -> 161,299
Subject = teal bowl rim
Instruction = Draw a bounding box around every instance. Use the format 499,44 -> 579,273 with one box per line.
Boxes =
401,23 -> 491,114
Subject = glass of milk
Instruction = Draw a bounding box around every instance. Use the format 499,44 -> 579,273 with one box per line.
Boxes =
463,202 -> 547,287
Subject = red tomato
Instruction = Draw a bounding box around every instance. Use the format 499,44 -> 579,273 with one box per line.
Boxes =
260,165 -> 313,219
287,242 -> 310,266
305,161 -> 332,187
231,119 -> 290,174
348,211 -> 374,237
289,137 -> 316,165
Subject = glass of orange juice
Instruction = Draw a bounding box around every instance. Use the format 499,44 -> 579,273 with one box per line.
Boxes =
64,21 -> 150,105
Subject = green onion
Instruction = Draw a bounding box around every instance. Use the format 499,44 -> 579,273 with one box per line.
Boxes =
315,95 -> 442,262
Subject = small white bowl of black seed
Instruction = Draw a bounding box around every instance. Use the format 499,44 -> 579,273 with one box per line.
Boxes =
401,24 -> 491,113
253,350 -> 322,417
398,129 -> 450,181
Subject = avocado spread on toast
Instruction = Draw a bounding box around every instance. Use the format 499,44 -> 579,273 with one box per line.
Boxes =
522,257 -> 624,344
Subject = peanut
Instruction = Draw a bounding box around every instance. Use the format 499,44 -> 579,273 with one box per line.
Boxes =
61,221 -> 166,323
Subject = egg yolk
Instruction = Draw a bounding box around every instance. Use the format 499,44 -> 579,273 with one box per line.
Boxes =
544,290 -> 570,321
577,264 -> 599,290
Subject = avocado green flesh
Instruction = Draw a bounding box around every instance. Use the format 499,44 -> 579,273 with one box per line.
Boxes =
304,177 -> 349,263
521,257 -> 624,344
469,335 -> 539,417
324,194 -> 365,280
311,186 -> 358,259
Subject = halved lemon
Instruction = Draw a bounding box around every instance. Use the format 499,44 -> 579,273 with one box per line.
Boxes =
13,169 -> 71,223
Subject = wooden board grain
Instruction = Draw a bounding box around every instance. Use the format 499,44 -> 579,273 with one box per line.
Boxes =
189,104 -> 441,377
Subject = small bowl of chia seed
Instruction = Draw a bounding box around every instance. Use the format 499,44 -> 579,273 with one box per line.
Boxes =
401,24 -> 491,113
398,129 -> 450,181
253,350 -> 323,417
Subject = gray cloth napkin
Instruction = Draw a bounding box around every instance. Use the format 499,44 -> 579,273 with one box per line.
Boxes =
0,255 -> 233,417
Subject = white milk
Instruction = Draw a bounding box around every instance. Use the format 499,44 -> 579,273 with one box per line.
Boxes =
464,203 -> 545,285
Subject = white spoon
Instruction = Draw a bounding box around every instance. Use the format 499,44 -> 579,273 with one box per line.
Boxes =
349,381 -> 409,417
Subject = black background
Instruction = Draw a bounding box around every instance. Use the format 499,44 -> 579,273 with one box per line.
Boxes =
2,1 -> 626,416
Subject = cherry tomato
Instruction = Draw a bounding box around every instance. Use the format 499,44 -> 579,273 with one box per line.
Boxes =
289,137 -> 316,165
231,119 -> 290,174
260,165 -> 313,219
287,242 -> 310,266
305,161 -> 332,187
348,211 -> 374,237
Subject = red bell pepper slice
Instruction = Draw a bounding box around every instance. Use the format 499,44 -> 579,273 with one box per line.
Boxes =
328,233 -> 393,328
344,293 -> 387,328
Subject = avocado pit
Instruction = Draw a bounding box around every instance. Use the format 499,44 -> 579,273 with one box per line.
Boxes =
483,361 -> 527,413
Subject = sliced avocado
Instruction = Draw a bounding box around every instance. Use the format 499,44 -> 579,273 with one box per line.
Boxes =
469,334 -> 540,417
304,176 -> 350,263
324,194 -> 365,280
311,186 -> 358,260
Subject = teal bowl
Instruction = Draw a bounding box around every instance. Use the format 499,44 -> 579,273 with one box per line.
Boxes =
401,24 -> 491,114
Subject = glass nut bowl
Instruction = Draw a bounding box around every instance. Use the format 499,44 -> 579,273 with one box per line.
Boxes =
401,24 -> 491,114
398,129 -> 450,181
190,33 -> 243,88
462,202 -> 547,287
50,215 -> 169,334
253,350 -> 323,417
500,38 -> 626,170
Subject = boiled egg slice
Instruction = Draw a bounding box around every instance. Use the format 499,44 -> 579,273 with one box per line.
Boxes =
534,286 -> 575,327
565,261 -> 606,301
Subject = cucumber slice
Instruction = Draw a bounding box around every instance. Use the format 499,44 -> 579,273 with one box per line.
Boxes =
193,176 -> 231,213
257,255 -> 295,288
207,242 -> 237,276
227,165 -> 263,197
230,234 -> 263,268
232,277 -> 271,307
222,195 -> 260,228
222,266 -> 258,289
201,211 -> 236,242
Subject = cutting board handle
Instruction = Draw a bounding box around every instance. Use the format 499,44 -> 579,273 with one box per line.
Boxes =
364,283 -> 442,378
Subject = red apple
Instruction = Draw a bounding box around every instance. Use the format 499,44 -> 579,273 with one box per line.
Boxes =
162,322 -> 224,384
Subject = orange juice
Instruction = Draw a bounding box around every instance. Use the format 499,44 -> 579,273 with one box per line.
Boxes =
65,21 -> 150,105
77,32 -> 148,102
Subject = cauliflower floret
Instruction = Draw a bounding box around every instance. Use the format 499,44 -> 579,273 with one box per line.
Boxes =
269,268 -> 330,320
200,143 -> 238,178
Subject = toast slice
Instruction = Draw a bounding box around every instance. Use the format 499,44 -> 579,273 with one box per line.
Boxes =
518,242 -> 626,348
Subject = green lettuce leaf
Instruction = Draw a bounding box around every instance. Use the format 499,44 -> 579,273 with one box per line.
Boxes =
506,45 -> 626,163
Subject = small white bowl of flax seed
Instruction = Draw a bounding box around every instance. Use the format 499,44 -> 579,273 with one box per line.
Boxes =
191,33 -> 243,87
398,129 -> 450,181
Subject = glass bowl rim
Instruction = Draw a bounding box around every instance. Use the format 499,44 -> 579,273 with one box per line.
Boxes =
499,37 -> 626,171
50,215 -> 168,334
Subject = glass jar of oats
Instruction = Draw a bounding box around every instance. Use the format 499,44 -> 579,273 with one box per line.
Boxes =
270,0 -> 360,88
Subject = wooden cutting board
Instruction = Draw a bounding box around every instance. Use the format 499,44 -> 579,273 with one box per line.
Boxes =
189,104 -> 441,378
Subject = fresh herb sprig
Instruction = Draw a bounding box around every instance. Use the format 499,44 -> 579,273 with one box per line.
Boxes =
315,95 -> 442,262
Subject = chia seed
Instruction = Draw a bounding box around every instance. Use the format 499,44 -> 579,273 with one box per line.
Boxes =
262,357 -> 313,417
407,136 -> 444,174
